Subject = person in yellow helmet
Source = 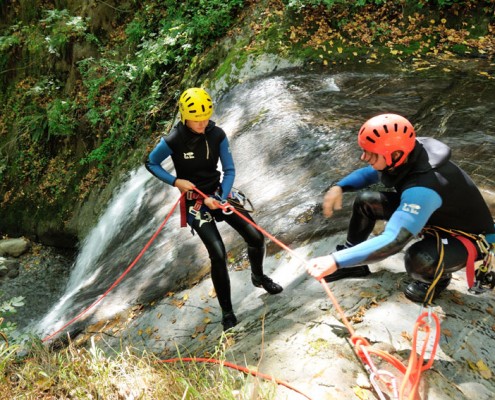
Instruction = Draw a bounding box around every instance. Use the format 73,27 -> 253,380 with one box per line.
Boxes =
146,88 -> 283,331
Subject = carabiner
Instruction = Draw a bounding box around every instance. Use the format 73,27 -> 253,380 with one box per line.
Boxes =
221,200 -> 234,215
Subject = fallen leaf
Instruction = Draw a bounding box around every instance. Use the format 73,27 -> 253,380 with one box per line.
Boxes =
171,299 -> 185,308
353,386 -> 372,399
476,360 -> 492,379
442,328 -> 452,337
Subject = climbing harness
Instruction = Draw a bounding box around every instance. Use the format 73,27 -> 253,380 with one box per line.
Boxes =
225,187 -> 255,213
421,225 -> 495,302
180,187 -> 253,227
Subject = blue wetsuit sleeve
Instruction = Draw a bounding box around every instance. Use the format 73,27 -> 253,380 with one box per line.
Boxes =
146,138 -> 177,186
334,187 -> 443,268
336,166 -> 379,191
219,137 -> 235,200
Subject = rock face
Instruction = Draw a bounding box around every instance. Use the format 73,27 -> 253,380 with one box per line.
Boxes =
0,258 -> 20,280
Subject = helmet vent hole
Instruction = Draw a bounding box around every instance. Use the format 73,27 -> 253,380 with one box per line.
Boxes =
372,129 -> 380,137
201,105 -> 205,112
383,125 -> 389,134
403,126 -> 408,133
366,136 -> 376,144
394,123 -> 398,132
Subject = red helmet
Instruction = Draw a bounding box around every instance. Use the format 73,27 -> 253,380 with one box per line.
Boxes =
358,113 -> 416,167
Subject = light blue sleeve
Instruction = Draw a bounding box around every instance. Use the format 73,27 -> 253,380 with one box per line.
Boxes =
219,137 -> 235,200
334,187 -> 443,267
146,138 -> 177,186
336,166 -> 379,191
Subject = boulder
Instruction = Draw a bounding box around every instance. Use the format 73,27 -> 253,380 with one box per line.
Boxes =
0,238 -> 30,257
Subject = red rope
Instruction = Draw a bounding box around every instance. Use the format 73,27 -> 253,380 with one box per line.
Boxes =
42,192 -> 185,343
158,357 -> 314,400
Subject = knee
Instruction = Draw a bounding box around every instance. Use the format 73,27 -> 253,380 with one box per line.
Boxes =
404,243 -> 437,281
206,240 -> 227,264
353,191 -> 380,216
245,227 -> 265,248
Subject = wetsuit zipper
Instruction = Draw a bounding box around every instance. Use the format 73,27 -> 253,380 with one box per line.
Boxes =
205,135 -> 210,159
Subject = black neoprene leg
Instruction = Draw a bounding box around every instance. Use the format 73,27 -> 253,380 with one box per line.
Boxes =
223,210 -> 265,277
191,217 -> 233,312
347,191 -> 401,245
404,232 -> 481,282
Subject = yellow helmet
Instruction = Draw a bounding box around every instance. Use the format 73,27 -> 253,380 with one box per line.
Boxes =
178,88 -> 214,123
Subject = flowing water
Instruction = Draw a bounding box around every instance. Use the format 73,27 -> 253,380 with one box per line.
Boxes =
33,62 -> 495,339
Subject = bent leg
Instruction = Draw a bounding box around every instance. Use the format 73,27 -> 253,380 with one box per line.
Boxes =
404,233 -> 477,282
347,191 -> 401,246
403,233 -> 480,302
223,210 -> 265,276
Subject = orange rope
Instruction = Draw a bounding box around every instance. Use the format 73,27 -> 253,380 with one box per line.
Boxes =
42,192 -> 185,343
158,357 -> 314,400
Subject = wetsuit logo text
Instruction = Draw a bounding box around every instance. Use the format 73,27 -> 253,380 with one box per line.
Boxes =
402,203 -> 421,215
184,152 -> 195,159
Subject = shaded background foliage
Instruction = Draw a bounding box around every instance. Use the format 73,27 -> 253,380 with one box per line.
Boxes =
0,0 -> 493,246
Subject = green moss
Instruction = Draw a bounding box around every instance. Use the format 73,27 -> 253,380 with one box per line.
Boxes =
307,338 -> 332,356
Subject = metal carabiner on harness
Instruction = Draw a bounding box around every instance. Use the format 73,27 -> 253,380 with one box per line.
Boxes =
476,234 -> 491,255
220,200 -> 234,215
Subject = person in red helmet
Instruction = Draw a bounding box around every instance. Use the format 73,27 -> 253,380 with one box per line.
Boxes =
306,113 -> 495,304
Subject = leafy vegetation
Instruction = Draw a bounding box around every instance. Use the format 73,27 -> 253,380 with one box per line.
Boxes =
0,295 -> 24,343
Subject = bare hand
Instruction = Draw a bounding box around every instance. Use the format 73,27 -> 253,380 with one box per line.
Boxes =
174,179 -> 195,193
204,197 -> 220,210
306,255 -> 338,280
323,186 -> 343,218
